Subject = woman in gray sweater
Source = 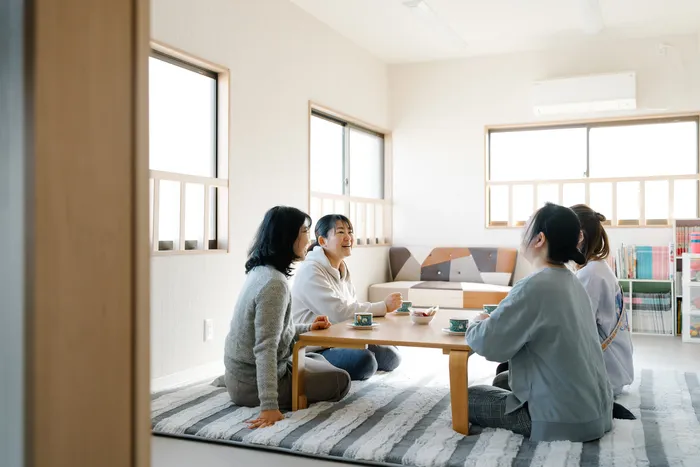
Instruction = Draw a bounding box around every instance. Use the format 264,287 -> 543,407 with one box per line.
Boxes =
466,203 -> 614,442
222,206 -> 351,429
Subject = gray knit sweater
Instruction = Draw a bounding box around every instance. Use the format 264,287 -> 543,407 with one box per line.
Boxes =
223,265 -> 311,411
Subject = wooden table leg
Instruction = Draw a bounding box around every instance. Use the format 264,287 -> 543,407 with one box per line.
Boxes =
449,350 -> 470,435
292,341 -> 307,410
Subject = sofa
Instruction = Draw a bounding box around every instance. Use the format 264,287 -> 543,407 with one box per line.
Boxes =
369,246 -> 518,309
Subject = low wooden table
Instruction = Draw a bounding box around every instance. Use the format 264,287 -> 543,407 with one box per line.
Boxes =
292,309 -> 475,435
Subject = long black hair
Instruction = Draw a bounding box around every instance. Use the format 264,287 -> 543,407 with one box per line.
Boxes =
308,214 -> 353,252
524,202 -> 586,266
245,206 -> 312,277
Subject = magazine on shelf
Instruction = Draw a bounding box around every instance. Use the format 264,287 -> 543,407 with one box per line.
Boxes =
676,226 -> 700,256
626,291 -> 673,335
609,244 -> 671,280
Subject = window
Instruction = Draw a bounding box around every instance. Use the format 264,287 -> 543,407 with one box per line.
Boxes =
486,116 -> 699,227
149,47 -> 229,253
309,108 -> 390,245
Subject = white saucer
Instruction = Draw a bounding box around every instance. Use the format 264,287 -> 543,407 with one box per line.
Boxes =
347,323 -> 380,330
442,327 -> 466,336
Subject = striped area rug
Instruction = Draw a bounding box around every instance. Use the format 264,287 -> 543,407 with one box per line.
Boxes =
152,366 -> 700,466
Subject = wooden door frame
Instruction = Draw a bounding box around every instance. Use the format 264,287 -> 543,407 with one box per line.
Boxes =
17,0 -> 151,466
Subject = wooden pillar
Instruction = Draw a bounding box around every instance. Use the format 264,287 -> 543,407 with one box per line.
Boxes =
15,0 -> 151,466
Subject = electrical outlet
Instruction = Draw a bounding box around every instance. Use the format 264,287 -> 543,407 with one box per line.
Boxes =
204,319 -> 214,342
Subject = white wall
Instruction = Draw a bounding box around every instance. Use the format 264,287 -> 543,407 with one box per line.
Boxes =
151,0 -> 390,381
390,34 -> 700,278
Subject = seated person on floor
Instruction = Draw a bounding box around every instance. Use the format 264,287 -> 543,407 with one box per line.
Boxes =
292,214 -> 402,381
571,204 -> 634,396
492,204 -> 635,419
218,206 -> 351,429
466,202 -> 614,442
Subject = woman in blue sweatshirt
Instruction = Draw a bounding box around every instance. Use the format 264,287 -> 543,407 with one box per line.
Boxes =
466,203 -> 613,442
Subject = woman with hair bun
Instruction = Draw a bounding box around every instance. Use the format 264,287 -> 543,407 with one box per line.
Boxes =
466,203 -> 613,442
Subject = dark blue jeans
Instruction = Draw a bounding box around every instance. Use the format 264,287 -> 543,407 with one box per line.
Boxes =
316,345 -> 401,381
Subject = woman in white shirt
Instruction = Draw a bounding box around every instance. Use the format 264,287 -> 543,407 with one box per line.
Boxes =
571,204 -> 634,396
292,214 -> 403,380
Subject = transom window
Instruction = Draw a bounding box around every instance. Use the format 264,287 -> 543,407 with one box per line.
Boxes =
486,116 -> 699,227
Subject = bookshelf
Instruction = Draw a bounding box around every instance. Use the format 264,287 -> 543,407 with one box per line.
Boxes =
672,219 -> 700,336
672,219 -> 700,294
609,244 -> 676,336
681,253 -> 700,343
618,279 -> 675,336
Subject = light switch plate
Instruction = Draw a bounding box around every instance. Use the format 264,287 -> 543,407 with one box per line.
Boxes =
204,319 -> 214,342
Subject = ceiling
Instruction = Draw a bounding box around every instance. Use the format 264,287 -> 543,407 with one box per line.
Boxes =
290,0 -> 700,63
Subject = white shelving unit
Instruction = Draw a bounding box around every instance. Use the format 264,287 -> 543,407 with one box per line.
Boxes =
618,279 -> 675,336
673,219 -> 700,296
681,253 -> 700,343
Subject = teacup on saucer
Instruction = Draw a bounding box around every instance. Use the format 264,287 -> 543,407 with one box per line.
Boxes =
449,318 -> 469,333
354,312 -> 373,327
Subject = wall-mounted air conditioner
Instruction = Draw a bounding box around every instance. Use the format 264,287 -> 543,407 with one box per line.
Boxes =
531,72 -> 636,116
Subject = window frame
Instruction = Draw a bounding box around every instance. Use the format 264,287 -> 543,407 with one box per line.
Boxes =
149,41 -> 230,255
308,103 -> 392,246
485,113 -> 700,229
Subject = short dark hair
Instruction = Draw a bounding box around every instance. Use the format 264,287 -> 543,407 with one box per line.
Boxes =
245,206 -> 312,277
524,202 -> 586,266
308,214 -> 353,252
570,204 -> 610,265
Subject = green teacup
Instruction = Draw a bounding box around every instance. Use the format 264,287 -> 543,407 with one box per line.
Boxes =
483,304 -> 498,315
449,318 -> 468,333
397,301 -> 412,312
354,313 -> 373,326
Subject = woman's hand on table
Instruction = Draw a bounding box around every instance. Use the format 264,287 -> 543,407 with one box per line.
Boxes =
475,313 -> 490,321
384,292 -> 403,312
311,315 -> 331,330
247,409 -> 285,429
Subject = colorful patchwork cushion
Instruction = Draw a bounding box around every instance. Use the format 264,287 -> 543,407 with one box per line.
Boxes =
390,247 -> 517,286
